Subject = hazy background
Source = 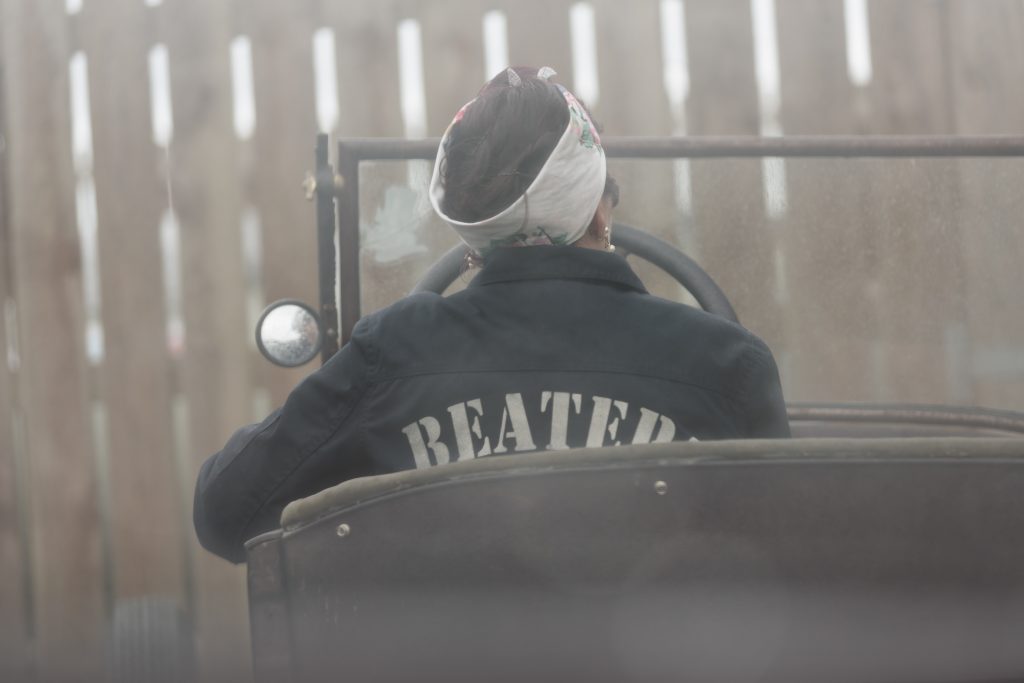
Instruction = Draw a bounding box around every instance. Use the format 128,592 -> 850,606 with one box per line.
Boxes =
1,0 -> 1023,680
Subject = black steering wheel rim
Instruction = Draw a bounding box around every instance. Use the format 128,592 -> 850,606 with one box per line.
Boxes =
410,223 -> 739,323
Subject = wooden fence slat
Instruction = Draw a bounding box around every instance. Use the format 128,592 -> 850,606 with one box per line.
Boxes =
863,0 -> 953,134
328,0 -> 431,315
0,322 -> 30,681
504,0 -> 574,77
0,26 -> 32,678
325,2 -> 406,138
79,0 -> 187,605
326,0 -> 411,320
777,0 -> 857,135
2,0 -> 105,678
244,0 -> 322,406
592,0 -> 673,136
859,0 -> 966,404
591,0 -> 683,302
2,6 -> 1024,683
419,0 -> 486,130
355,0 -> 485,311
946,0 -> 1024,411
775,0 -> 879,402
683,1 -> 783,351
416,0 -> 486,274
161,1 -> 253,680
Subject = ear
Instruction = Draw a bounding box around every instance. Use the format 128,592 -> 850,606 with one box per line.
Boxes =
586,196 -> 613,239
574,196 -> 614,251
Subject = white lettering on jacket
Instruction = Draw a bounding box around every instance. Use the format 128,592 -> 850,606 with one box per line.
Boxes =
401,417 -> 450,468
540,391 -> 582,450
447,399 -> 488,461
492,393 -> 538,454
633,406 -> 676,444
401,392 -> 685,469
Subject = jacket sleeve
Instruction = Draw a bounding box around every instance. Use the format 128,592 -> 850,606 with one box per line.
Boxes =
193,316 -> 378,563
739,338 -> 791,438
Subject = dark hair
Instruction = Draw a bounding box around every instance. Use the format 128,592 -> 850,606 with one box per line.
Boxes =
441,66 -> 617,224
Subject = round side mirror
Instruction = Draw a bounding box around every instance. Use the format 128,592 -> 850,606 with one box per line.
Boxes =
256,300 -> 323,367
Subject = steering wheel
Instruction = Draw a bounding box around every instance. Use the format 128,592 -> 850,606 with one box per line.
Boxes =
410,223 -> 740,323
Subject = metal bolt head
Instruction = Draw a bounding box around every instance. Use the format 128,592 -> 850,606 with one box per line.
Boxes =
654,480 -> 669,496
336,523 -> 352,538
302,172 -> 317,201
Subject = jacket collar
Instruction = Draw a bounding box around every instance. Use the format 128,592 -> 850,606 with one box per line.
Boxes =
469,246 -> 647,293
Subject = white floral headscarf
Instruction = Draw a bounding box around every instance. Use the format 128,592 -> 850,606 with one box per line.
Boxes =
429,72 -> 606,257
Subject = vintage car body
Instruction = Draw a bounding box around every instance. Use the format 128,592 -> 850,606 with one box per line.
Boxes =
246,434 -> 1024,682
236,135 -> 1024,682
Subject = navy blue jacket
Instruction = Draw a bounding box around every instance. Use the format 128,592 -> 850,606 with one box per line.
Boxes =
195,246 -> 789,562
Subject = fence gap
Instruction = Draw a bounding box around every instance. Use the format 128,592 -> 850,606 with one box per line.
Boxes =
241,206 -> 266,347
312,28 -> 340,135
658,0 -> 695,248
148,44 -> 174,148
750,0 -> 789,226
159,209 -> 186,356
89,400 -> 115,616
483,10 -> 510,77
844,0 -> 873,86
230,35 -> 257,141
397,18 -> 427,138
69,52 -> 105,365
569,2 -> 600,107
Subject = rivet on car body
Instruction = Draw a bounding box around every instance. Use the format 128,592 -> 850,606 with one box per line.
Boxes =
654,481 -> 668,496
336,523 -> 351,538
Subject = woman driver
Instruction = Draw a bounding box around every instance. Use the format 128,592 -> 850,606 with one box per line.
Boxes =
194,67 -> 789,563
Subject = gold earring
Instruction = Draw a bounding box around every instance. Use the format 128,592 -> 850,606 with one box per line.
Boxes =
605,225 -> 615,253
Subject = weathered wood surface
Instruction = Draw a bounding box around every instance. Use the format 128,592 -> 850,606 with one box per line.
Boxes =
341,0 -> 423,316
859,0 -> 965,404
684,0 -> 783,353
945,0 -> 1024,410
776,0 -> 879,401
244,0 -> 321,407
162,0 -> 254,679
592,0 -> 681,304
504,0 -> 574,76
2,0 -> 105,679
1,1 -> 1023,678
0,17 -> 31,680
79,0 -> 187,608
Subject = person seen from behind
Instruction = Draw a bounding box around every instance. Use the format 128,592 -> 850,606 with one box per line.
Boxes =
194,66 -> 790,563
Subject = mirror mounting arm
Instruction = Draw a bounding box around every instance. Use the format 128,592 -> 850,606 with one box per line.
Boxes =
315,134 -> 342,362
334,138 -> 362,355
